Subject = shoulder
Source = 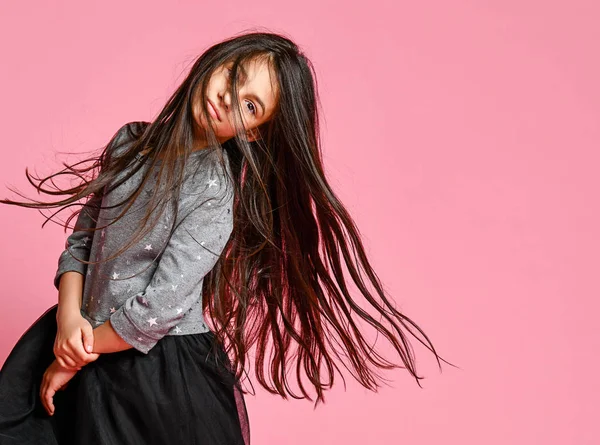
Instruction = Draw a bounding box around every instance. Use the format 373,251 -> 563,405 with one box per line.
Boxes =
105,121 -> 150,157
119,121 -> 150,143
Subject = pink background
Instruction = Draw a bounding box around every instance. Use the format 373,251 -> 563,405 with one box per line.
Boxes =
1,1 -> 598,444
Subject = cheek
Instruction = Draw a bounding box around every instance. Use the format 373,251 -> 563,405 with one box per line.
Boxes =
195,104 -> 228,133
207,117 -> 236,138
194,102 -> 237,138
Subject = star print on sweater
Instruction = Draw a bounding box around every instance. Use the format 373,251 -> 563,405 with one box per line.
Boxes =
53,121 -> 234,354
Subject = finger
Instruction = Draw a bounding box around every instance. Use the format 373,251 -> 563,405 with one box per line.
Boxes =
65,341 -> 83,365
59,351 -> 78,368
83,352 -> 100,364
68,338 -> 89,367
55,342 -> 72,364
39,376 -> 46,408
40,379 -> 50,415
44,387 -> 56,416
81,326 -> 95,354
64,355 -> 78,368
40,391 -> 48,415
56,356 -> 78,370
73,346 -> 91,365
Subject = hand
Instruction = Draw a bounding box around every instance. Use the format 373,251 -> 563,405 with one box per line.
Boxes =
54,312 -> 100,370
40,359 -> 79,416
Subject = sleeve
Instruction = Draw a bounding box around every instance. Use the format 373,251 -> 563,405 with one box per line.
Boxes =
53,121 -> 137,290
108,177 -> 235,354
53,192 -> 103,290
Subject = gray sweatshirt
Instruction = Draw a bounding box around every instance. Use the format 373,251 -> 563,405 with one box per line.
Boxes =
54,121 -> 234,354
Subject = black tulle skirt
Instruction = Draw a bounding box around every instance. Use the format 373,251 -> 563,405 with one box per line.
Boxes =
0,304 -> 250,445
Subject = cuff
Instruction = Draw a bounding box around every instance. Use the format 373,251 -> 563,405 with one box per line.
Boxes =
109,306 -> 160,354
54,261 -> 87,290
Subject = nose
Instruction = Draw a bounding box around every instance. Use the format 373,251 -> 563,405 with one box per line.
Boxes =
219,90 -> 231,112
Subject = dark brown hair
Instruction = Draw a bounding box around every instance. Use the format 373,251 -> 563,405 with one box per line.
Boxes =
1,30 -> 457,406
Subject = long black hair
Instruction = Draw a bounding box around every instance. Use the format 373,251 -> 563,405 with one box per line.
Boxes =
1,30 -> 457,406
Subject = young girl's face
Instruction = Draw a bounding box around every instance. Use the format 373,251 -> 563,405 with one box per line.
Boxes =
193,57 -> 278,145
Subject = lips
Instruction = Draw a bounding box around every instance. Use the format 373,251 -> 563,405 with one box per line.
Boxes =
207,99 -> 221,122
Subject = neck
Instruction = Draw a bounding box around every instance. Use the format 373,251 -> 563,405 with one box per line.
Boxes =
192,123 -> 229,152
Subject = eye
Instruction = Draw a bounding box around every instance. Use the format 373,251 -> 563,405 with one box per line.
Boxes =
245,100 -> 257,116
225,67 -> 256,116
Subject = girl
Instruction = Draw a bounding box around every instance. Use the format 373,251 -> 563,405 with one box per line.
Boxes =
0,31 -> 455,444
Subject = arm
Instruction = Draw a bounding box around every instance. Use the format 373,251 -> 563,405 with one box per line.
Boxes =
55,192 -> 102,321
91,319 -> 134,354
52,189 -> 105,368
57,192 -> 135,355
50,122 -> 143,373
56,272 -> 85,321
106,176 -> 234,354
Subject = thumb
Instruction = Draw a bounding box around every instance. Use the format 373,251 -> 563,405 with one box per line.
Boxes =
81,325 -> 94,353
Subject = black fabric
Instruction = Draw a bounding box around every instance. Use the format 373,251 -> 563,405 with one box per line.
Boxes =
0,304 -> 250,445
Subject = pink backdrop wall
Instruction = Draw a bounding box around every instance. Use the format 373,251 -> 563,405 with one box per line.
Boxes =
0,1 -> 598,443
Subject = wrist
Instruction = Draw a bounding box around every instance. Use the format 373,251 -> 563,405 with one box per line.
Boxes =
56,304 -> 82,322
92,319 -> 134,354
